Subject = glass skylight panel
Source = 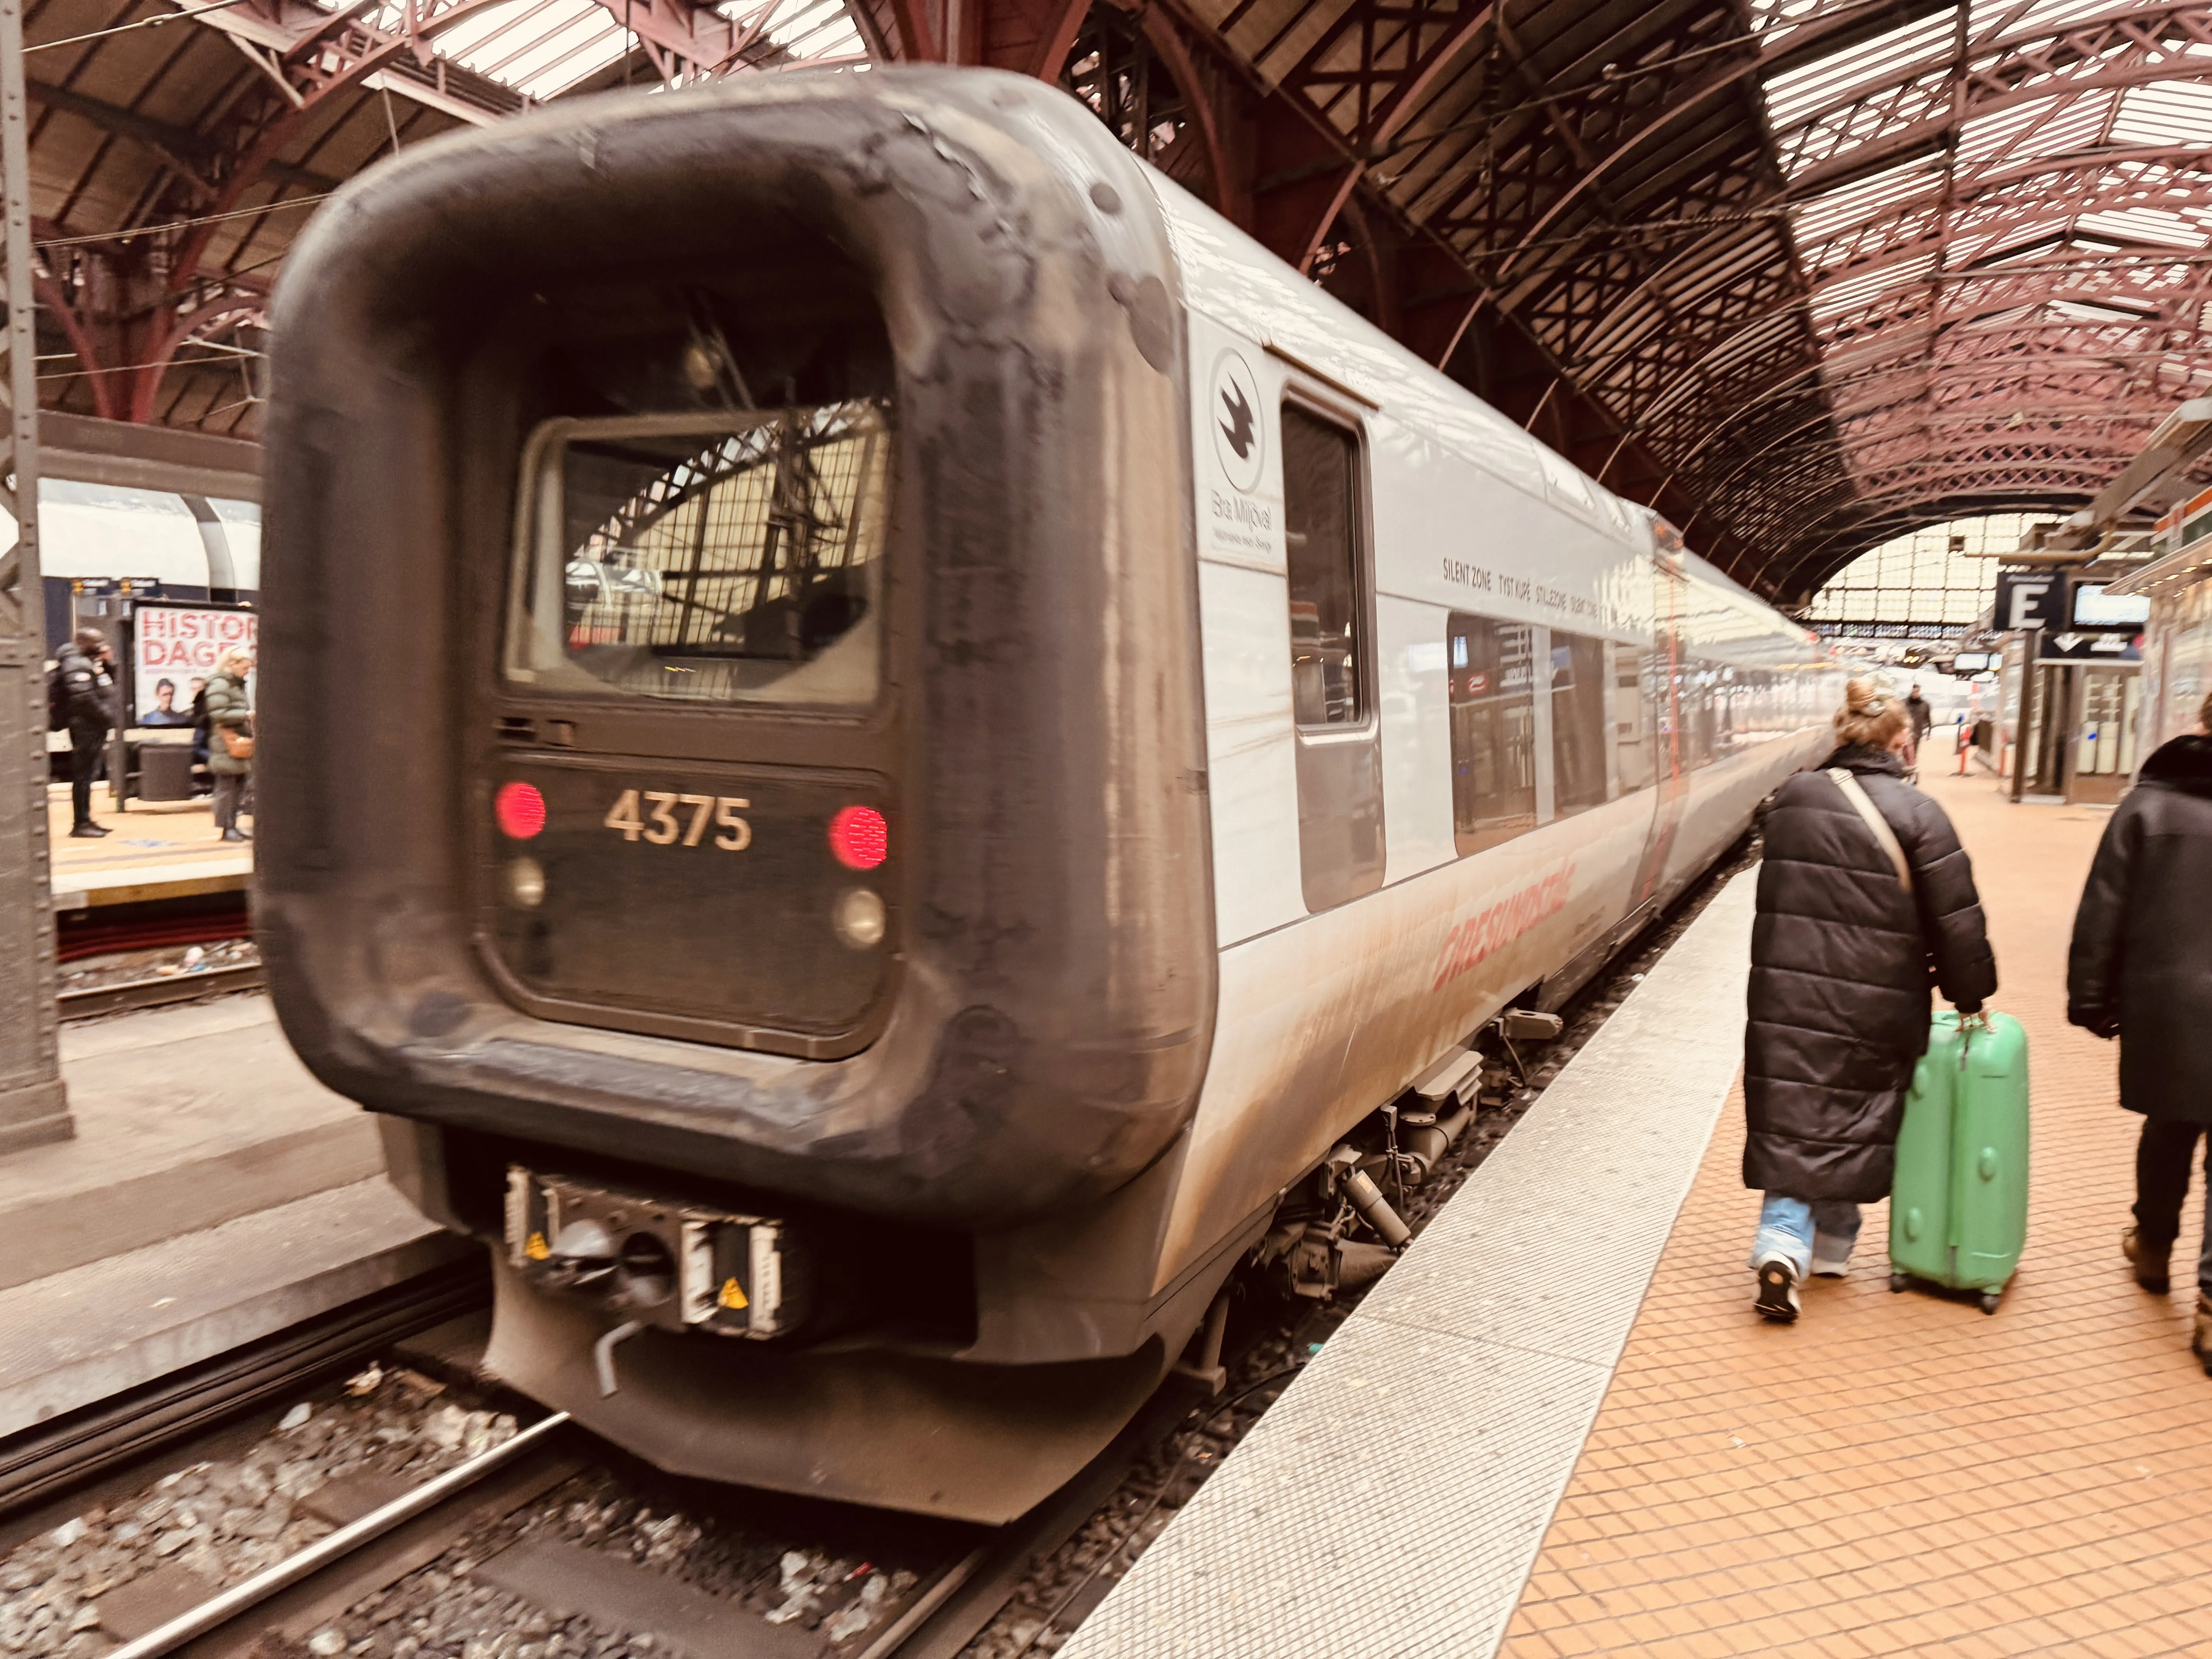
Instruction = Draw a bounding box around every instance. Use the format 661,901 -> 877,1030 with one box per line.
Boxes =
1762,9 -> 1952,136
1999,0 -> 2143,33
1810,259 -> 1930,322
1953,101 -> 2047,167
2107,79 -> 2212,146
474,3 -> 627,94
1805,511 -> 2031,626
2078,206 -> 2208,248
1790,156 -> 1939,253
748,0 -> 864,59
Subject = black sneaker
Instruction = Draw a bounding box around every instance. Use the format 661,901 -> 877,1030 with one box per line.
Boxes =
69,823 -> 109,838
1754,1254 -> 1801,1323
221,828 -> 249,843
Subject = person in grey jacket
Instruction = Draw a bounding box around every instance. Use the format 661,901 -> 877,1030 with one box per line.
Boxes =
2068,689 -> 2212,1371
203,646 -> 254,842
1743,677 -> 1997,1322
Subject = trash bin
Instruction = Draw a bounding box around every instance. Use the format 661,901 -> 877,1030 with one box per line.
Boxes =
139,742 -> 195,802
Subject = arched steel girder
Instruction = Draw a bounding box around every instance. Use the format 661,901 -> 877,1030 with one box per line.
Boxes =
1774,0 -> 2212,193
1741,428 -> 2157,560
1794,148 -> 2212,279
1776,481 -> 2112,589
1634,292 -> 2212,467
1705,362 -> 2190,517
1575,150 -> 2212,398
1695,396 -> 2142,511
1534,231 -> 2209,456
1448,0 -> 2209,292
1408,3 -> 1883,277
1621,226 -> 2212,441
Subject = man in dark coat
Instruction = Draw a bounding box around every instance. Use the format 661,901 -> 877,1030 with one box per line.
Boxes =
2067,692 -> 2212,1372
52,629 -> 116,838
1744,680 -> 1997,1320
1904,683 -> 1933,769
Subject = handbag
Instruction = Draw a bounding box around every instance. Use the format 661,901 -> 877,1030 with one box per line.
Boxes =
1825,767 -> 1909,892
218,724 -> 255,761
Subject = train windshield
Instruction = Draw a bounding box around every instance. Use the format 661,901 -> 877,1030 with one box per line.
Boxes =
505,402 -> 891,706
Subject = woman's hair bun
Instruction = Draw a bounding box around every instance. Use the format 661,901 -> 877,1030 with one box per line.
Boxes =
1835,675 -> 1908,746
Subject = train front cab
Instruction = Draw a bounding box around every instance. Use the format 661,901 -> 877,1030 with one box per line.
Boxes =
256,70 -> 1226,1523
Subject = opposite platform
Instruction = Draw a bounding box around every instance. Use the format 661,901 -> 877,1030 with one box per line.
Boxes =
1062,871 -> 1758,1659
46,784 -> 251,910
0,994 -> 462,1435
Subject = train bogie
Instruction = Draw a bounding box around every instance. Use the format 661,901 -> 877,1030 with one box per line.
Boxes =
262,67 -> 1835,1523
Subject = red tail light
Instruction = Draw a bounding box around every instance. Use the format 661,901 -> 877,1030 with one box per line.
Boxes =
495,780 -> 547,840
828,805 -> 888,870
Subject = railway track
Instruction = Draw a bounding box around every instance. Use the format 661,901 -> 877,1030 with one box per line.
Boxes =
0,1262 -> 491,1527
57,961 -> 264,1020
15,840 -> 1760,1659
67,1377 -> 1199,1659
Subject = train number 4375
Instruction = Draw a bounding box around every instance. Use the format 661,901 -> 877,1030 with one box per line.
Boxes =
603,788 -> 752,850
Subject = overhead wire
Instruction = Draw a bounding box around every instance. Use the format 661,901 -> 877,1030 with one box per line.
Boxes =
27,0 -> 262,54
36,192 -> 333,251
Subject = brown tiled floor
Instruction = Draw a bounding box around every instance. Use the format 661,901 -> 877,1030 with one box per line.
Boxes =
1498,764 -> 2212,1659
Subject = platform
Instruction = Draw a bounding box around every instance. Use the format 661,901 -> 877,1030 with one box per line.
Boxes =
46,780 -> 252,910
0,994 -> 463,1436
1065,766 -> 2211,1659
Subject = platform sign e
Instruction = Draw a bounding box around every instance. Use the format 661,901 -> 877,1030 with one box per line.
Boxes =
1996,572 -> 2064,632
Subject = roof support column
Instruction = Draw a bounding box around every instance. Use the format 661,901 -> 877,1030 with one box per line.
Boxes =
0,0 -> 71,1154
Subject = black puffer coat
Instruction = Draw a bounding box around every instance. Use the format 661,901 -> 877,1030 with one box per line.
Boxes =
2067,733 -> 2212,1122
1745,746 -> 1998,1200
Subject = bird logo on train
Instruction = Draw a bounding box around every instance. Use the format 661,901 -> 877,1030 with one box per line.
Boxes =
1209,348 -> 1264,494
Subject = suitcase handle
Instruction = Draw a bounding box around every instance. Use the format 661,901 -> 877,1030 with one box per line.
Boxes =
1957,1006 -> 1991,1068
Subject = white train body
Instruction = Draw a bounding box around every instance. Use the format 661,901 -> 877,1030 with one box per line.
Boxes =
1154,188 -> 1834,1296
263,68 -> 1836,1525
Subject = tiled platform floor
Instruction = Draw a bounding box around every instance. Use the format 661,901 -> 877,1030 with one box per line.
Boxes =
1498,767 -> 2212,1658
47,780 -> 251,877
45,778 -> 252,910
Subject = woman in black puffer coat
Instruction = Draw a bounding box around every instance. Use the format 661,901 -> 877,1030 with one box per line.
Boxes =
1744,677 -> 1997,1322
2068,691 -> 2212,1371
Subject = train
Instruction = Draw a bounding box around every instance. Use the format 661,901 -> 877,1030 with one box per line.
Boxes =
258,67 -> 1839,1524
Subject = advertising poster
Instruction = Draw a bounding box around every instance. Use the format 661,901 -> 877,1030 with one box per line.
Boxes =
132,602 -> 256,726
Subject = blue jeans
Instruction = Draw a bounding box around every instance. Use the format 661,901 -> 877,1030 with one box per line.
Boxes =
1750,1194 -> 1862,1277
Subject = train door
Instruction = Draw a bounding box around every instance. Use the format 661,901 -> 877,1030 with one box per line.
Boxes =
1280,402 -> 1383,911
1628,555 -> 1692,910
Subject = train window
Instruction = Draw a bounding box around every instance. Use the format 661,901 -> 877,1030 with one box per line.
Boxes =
1551,631 -> 1608,817
1685,663 -> 1717,768
505,402 -> 891,708
1448,612 -> 1537,854
1281,408 -> 1364,727
1613,642 -> 1654,793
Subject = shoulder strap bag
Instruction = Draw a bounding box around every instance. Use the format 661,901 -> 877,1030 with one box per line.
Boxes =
1826,768 -> 1911,893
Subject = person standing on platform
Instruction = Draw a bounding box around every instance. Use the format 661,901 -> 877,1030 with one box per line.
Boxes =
1743,677 -> 1998,1322
53,628 -> 117,839
1905,682 -> 1933,770
2067,690 -> 2212,1371
204,645 -> 255,843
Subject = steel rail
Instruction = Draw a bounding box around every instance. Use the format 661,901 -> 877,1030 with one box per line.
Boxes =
57,960 -> 263,1019
104,1410 -> 574,1659
0,1261 -> 488,1521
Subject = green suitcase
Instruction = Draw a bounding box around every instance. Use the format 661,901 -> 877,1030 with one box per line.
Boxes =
1887,1010 -> 2030,1314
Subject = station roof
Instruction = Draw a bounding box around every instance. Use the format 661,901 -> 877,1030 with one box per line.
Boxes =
24,0 -> 2212,600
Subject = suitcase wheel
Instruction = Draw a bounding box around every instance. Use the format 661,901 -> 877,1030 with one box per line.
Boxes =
1889,1272 -> 1910,1293
1978,1291 -> 2001,1315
